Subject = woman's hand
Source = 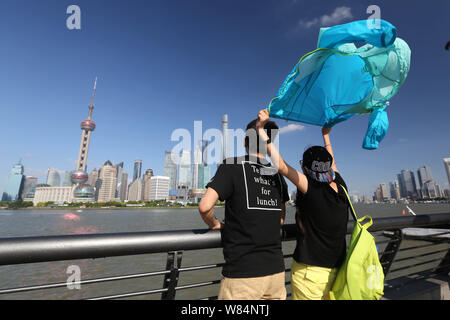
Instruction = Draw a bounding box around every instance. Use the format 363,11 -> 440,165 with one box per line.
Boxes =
322,125 -> 332,136
256,109 -> 270,129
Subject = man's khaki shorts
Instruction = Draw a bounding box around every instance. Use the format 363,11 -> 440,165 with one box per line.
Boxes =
218,271 -> 286,300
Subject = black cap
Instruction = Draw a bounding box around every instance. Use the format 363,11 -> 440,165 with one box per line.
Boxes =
302,146 -> 335,183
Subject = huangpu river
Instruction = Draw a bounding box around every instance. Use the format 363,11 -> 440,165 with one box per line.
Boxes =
0,203 -> 449,300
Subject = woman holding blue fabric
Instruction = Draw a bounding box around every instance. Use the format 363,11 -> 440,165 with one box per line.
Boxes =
256,109 -> 350,300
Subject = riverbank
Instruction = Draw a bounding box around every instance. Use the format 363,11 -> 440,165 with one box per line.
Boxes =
0,205 -> 226,210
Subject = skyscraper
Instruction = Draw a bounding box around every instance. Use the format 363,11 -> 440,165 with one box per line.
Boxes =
1,161 -> 25,201
87,169 -> 98,188
423,181 -> 438,198
46,168 -> 61,187
70,77 -> 98,203
197,164 -> 210,189
177,150 -> 191,189
115,162 -> 125,200
397,170 -> 417,199
389,181 -> 400,200
379,183 -> 388,201
62,170 -> 74,187
222,114 -> 229,160
133,159 -> 142,181
143,169 -> 154,201
97,160 -> 117,202
192,139 -> 211,189
119,170 -> 128,201
128,177 -> 143,202
417,165 -> 433,188
21,176 -> 38,199
444,158 -> 450,187
164,151 -> 177,191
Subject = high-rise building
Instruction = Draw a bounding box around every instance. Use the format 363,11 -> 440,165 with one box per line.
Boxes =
192,140 -> 211,189
119,170 -> 128,201
70,77 -> 98,203
1,161 -> 25,201
128,178 -> 143,202
164,151 -> 177,191
379,183 -> 388,201
397,170 -> 417,199
46,168 -> 61,187
444,158 -> 450,187
21,176 -> 38,199
444,189 -> 450,199
149,176 -> 170,201
114,163 -> 128,202
389,181 -> 401,200
192,144 -> 201,189
177,150 -> 191,189
374,186 -> 382,202
143,169 -> 154,201
133,159 -> 142,181
97,160 -> 117,202
87,169 -> 98,188
423,181 -> 438,198
197,164 -> 210,189
417,165 -> 433,188
115,162 -> 126,200
62,170 -> 74,187
222,114 -> 229,160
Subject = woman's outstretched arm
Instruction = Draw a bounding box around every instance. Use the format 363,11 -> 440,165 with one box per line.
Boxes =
322,125 -> 338,173
256,109 -> 308,194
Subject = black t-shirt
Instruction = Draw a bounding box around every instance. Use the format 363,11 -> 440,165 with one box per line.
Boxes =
206,155 -> 290,278
293,172 -> 350,268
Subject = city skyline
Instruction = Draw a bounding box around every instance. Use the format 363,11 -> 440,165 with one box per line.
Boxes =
371,164 -> 449,203
1,1 -> 450,198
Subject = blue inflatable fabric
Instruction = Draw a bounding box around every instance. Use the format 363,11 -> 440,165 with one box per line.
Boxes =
267,20 -> 410,149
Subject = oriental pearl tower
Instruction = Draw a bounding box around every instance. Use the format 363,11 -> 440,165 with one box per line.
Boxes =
71,78 -> 98,202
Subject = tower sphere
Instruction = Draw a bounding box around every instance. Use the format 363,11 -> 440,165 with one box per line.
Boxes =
73,184 -> 95,199
80,119 -> 96,131
71,170 -> 89,184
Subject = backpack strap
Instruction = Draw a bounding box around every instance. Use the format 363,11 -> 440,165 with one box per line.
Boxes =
339,184 -> 358,222
339,184 -> 374,229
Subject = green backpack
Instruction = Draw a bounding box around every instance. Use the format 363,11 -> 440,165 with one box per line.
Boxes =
329,186 -> 384,300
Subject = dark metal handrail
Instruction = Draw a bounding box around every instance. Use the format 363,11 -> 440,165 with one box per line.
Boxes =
0,212 -> 449,266
0,212 -> 449,300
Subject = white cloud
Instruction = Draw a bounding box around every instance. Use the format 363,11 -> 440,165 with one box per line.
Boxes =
299,6 -> 353,29
279,123 -> 305,134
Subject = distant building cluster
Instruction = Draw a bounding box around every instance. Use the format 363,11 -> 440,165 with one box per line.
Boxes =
0,80 -> 231,206
365,162 -> 450,204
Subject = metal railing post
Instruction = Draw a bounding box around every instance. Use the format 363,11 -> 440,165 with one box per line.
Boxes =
380,229 -> 403,276
161,251 -> 183,300
435,248 -> 450,275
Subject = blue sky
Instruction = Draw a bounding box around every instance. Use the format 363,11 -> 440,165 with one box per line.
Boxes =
1,0 -> 449,197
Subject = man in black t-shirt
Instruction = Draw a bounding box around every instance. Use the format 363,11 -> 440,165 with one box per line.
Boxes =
198,119 -> 289,300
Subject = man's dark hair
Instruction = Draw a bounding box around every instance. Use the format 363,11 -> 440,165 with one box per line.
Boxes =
245,119 -> 279,155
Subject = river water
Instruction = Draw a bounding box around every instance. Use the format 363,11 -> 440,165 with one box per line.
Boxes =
0,203 -> 449,300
